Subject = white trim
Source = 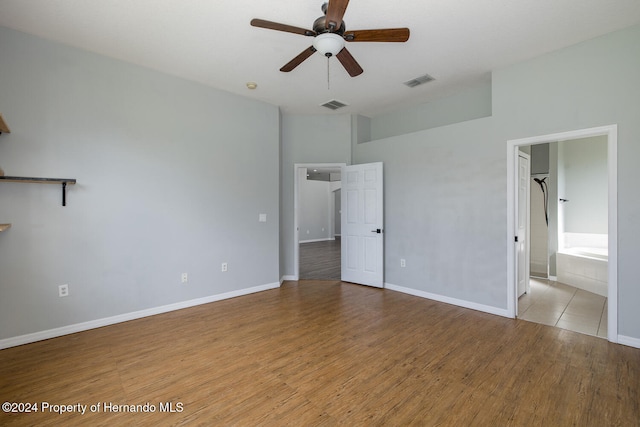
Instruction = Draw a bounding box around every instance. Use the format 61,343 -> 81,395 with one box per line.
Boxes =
506,125 -> 618,344
293,162 -> 346,281
618,335 -> 640,350
386,283 -> 511,318
280,275 -> 296,283
299,237 -> 335,244
0,282 -> 280,350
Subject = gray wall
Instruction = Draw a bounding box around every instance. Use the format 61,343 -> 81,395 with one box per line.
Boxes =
531,143 -> 550,175
279,113 -> 351,279
369,81 -> 493,141
354,117 -> 505,307
352,24 -> 640,340
493,24 -> 640,339
2,22 -> 640,345
0,27 -> 280,340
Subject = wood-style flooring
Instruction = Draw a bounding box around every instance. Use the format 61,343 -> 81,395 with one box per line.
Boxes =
1,281 -> 639,426
299,238 -> 340,280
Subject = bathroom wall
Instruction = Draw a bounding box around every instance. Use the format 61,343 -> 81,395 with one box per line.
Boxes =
558,136 -> 608,237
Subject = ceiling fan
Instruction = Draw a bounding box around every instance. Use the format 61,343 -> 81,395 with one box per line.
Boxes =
251,0 -> 410,77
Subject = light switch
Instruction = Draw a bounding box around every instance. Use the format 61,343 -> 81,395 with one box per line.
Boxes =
259,213 -> 267,222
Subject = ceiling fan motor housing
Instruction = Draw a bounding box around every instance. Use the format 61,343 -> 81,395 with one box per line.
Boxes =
313,16 -> 345,35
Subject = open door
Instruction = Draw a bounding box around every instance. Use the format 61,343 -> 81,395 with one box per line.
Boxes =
341,162 -> 384,287
516,152 -> 531,298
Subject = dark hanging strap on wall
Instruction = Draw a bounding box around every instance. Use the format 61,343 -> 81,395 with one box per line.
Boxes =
533,177 -> 549,226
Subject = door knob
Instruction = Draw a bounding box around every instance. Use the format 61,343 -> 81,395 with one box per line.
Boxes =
371,229 -> 382,234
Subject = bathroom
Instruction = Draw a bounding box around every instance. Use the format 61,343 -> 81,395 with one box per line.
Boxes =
521,135 -> 608,336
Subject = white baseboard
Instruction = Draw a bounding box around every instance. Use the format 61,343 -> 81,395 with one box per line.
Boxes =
384,284 -> 640,350
299,238 -> 335,244
281,275 -> 296,283
0,282 -> 280,350
549,275 -> 558,281
618,335 -> 640,349
385,283 -> 510,318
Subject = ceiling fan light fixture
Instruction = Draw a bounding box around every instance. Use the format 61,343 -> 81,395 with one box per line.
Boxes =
313,33 -> 345,57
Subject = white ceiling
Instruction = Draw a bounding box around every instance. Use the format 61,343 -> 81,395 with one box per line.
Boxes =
1,0 -> 640,117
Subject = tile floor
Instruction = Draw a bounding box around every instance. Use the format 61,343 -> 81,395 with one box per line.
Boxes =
518,278 -> 608,338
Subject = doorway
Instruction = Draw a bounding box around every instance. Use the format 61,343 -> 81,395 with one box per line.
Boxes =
293,163 -> 345,281
506,125 -> 618,343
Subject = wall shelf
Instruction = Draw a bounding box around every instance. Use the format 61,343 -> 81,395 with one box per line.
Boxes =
0,224 -> 11,232
0,176 -> 77,206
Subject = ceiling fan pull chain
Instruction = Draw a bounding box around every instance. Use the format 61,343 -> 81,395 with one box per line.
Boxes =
327,56 -> 331,90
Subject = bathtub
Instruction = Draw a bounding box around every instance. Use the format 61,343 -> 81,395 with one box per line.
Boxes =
557,239 -> 608,297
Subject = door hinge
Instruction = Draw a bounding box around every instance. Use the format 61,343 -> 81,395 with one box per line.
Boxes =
515,236 -> 519,242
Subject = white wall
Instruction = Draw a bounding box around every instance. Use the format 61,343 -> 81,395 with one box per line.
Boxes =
0,27 -> 280,343
299,175 -> 332,242
559,136 -> 608,235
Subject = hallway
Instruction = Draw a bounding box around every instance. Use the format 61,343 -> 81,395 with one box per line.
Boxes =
299,238 -> 341,281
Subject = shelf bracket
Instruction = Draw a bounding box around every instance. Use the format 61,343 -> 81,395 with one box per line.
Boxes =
62,182 -> 67,206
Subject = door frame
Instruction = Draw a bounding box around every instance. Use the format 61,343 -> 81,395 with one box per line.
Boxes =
506,125 -> 618,343
293,163 -> 346,280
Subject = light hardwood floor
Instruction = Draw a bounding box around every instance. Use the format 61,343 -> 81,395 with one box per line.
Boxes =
1,281 -> 639,426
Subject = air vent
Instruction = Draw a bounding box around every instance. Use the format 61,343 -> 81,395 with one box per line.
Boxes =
321,99 -> 349,110
404,73 -> 435,88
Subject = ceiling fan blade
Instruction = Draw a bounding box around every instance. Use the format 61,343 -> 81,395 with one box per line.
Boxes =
325,0 -> 350,30
280,46 -> 317,72
251,19 -> 315,37
336,47 -> 363,77
344,28 -> 410,43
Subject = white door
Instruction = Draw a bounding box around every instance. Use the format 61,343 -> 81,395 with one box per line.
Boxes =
517,152 -> 531,297
341,162 -> 384,287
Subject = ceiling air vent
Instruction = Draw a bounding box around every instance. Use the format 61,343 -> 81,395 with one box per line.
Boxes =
404,73 -> 435,88
321,99 -> 349,110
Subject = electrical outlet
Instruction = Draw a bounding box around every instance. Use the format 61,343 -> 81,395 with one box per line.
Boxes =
58,284 -> 69,297
181,273 -> 188,283
221,262 -> 228,272
400,259 -> 406,268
